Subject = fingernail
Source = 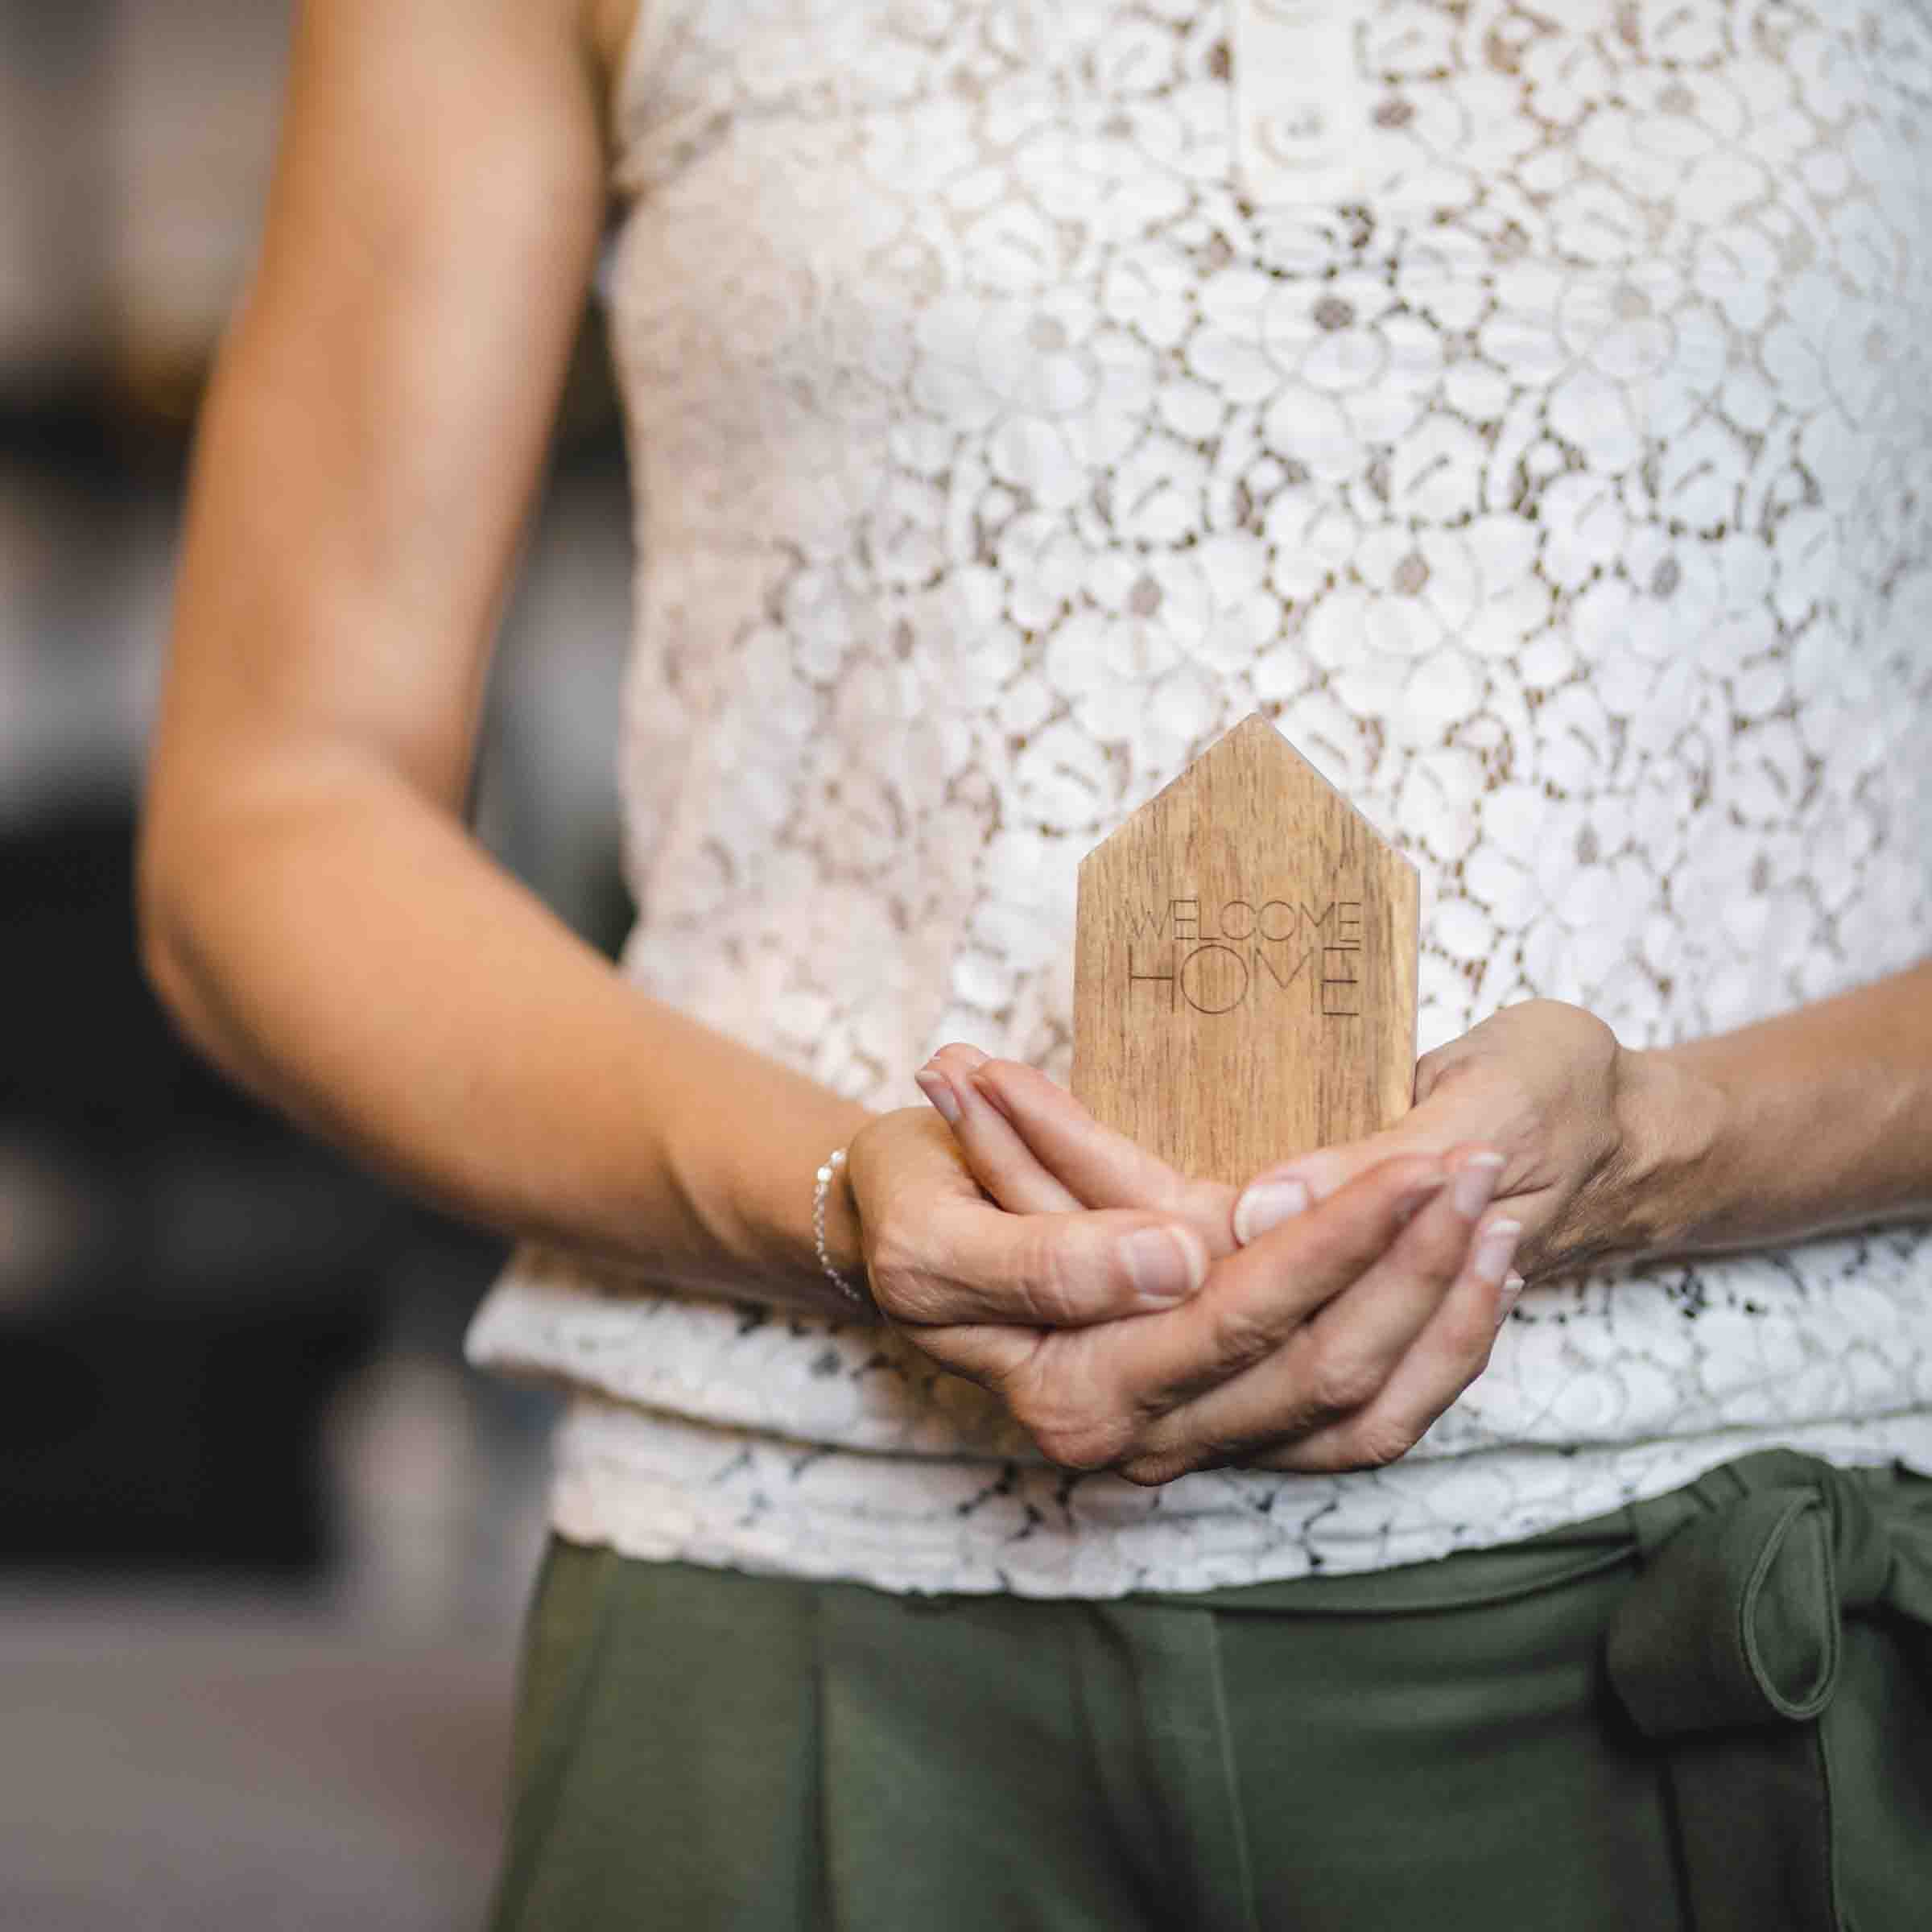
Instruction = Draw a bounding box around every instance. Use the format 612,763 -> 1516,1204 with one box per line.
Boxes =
1494,1271 -> 1527,1329
1472,1218 -> 1524,1289
914,1067 -> 960,1125
1232,1177 -> 1309,1245
1122,1226 -> 1206,1305
1451,1150 -> 1505,1220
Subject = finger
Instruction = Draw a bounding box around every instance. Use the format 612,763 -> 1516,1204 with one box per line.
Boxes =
1116,1147 -> 1503,1480
1072,1151 -> 1451,1423
1292,1144 -> 1502,1390
942,1055 -> 1241,1262
1231,1085 -> 1521,1244
1249,1213 -> 1525,1474
917,1045 -> 1086,1215
881,1193 -> 1211,1331
965,1057 -> 1195,1214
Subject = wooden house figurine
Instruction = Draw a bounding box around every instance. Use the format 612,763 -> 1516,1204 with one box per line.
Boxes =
1071,711 -> 1420,1189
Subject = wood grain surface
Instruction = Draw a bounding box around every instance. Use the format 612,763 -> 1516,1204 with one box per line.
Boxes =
1071,712 -> 1419,1187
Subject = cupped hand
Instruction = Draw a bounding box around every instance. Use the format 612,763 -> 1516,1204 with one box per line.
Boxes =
913,1047 -> 1246,1262
908,1045 -> 1522,1480
840,1104 -> 1215,1333
1226,998 -> 1639,1284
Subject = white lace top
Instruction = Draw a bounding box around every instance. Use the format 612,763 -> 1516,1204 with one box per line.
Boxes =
464,0 -> 1932,1596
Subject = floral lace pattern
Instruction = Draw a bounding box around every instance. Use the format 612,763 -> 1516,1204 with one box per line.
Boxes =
464,0 -> 1932,1595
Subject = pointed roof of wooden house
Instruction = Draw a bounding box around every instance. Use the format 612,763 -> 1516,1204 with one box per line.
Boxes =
1079,710 -> 1416,883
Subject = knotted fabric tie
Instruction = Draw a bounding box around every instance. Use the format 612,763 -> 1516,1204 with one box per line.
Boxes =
1604,1451 -> 1932,1931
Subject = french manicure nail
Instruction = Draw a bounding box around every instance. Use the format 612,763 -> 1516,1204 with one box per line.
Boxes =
914,1067 -> 961,1125
1472,1218 -> 1524,1289
1232,1177 -> 1310,1245
1122,1226 -> 1206,1305
1494,1271 -> 1527,1328
1451,1150 -> 1505,1220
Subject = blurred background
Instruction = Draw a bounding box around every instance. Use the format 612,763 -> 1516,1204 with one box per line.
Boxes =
2,5 -> 634,1924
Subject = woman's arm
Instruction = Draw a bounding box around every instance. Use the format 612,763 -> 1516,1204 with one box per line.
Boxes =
137,0 -> 878,1313
1624,956 -> 1932,1258
1170,964 -> 1932,1284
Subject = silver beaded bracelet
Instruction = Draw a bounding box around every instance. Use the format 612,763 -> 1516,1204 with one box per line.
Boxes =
812,1146 -> 872,1311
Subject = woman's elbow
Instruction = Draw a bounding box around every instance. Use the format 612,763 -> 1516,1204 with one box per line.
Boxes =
133,788 -> 213,1052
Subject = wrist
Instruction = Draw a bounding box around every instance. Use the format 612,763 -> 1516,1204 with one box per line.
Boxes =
1604,1042 -> 1731,1261
670,1046 -> 880,1310
813,1139 -> 870,1298
794,1107 -> 881,1293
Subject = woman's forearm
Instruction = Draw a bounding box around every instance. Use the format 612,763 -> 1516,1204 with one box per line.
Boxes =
131,0 -> 891,1320
1615,956 -> 1932,1261
138,748 -> 878,1315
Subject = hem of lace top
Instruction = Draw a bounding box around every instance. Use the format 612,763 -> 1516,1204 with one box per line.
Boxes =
535,1389 -> 1932,1600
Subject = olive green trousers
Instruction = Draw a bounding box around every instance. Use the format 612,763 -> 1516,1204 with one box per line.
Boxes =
485,1449 -> 1932,1931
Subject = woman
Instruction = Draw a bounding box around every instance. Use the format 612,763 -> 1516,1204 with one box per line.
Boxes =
139,0 -> 1932,1925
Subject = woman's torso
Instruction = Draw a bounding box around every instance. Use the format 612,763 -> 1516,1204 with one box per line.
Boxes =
465,0 -> 1932,1596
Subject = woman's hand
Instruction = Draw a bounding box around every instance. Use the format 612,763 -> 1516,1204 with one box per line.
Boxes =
900,1047 -> 1522,1480
840,1106 -> 1218,1332
1225,999 -> 1643,1284
914,1050 -> 1247,1264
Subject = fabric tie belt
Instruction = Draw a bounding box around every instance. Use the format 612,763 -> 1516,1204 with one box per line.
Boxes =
1606,1449 -> 1932,1931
